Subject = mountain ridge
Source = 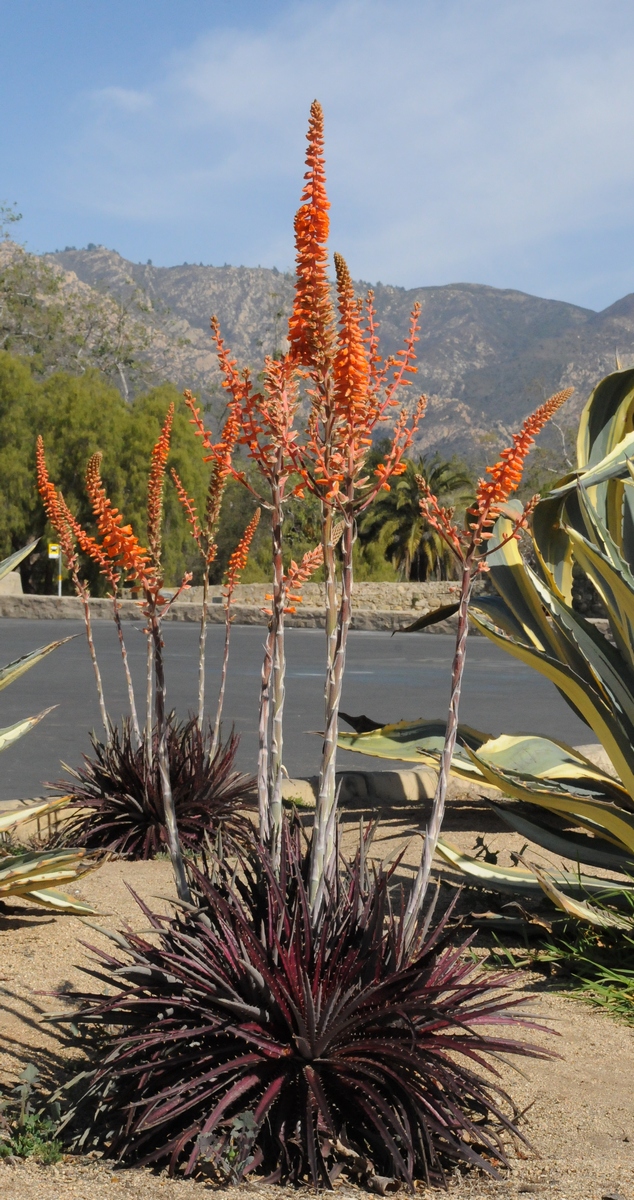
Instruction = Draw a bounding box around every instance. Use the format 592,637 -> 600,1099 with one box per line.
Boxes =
47,246 -> 634,460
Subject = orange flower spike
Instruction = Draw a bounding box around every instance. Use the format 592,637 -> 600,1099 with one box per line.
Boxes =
333,253 -> 370,425
288,100 -> 335,366
204,459 -> 227,539
147,403 -> 174,565
171,468 -> 202,547
182,389 -> 207,435
86,453 -> 154,586
224,508 -> 261,596
35,437 -> 77,569
383,302 -> 421,407
475,387 -> 574,517
283,524 -> 342,613
364,291 -> 387,394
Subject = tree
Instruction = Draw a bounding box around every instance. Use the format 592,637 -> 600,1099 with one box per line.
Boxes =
0,240 -> 156,395
0,353 -> 211,593
360,452 -> 473,579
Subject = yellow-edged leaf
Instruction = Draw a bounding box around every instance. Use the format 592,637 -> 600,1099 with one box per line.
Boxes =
0,795 -> 70,833
527,861 -> 632,928
435,838 -> 634,898
0,540 -> 39,584
469,609 -> 634,800
0,708 -> 57,755
18,887 -> 95,914
0,637 -> 76,693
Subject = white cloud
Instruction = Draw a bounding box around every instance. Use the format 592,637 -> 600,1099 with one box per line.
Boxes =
92,87 -> 153,113
56,0 -> 634,305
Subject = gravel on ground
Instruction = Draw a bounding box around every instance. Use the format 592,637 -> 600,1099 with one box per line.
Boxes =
1,790 -> 633,1199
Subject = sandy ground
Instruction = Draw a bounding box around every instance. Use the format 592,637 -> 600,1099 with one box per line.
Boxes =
1,791 -> 633,1199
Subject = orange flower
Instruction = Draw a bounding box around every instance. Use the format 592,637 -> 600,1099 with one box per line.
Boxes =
333,253 -> 370,421
36,437 -> 77,571
85,453 -> 155,588
288,100 -> 335,366
418,388 -> 574,564
147,403 -> 174,565
171,468 -> 202,545
475,388 -> 574,517
224,508 -> 261,596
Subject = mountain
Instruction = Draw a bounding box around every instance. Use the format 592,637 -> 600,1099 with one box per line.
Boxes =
47,246 -> 634,460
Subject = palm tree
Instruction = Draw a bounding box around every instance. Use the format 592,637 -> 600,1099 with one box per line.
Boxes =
360,453 -> 473,580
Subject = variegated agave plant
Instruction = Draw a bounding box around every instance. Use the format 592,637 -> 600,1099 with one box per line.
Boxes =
0,541 -> 96,913
338,367 -> 634,925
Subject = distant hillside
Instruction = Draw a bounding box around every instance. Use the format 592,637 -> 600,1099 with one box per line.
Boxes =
48,246 -> 634,460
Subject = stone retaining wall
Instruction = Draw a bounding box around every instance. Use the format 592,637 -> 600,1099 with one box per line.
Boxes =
0,592 -> 465,632
197,581 -> 468,612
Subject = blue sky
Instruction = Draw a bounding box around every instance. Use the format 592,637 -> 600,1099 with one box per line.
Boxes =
3,0 -> 634,310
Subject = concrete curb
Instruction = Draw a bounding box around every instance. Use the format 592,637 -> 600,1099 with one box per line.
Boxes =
282,768 -> 437,809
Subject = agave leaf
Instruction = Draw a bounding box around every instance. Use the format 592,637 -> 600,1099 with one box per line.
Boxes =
620,479 -> 634,571
0,539 -> 39,583
551,430 -> 634,496
339,712 -> 384,734
531,489 -> 575,604
476,733 -> 622,793
337,718 -> 491,778
491,802 -> 634,874
0,637 -> 76,694
576,366 -> 634,470
481,512 -> 564,656
469,608 -> 634,800
482,526 -> 607,695
435,838 -> 634,899
0,707 -> 58,756
575,367 -> 634,543
0,795 -> 70,833
524,560 -> 634,733
19,887 -> 95,914
465,746 -> 634,854
393,602 -> 460,634
466,594 -> 528,643
566,520 -> 634,666
526,861 -> 632,928
0,846 -> 94,882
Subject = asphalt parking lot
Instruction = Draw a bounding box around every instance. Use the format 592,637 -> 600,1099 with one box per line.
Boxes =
0,619 -> 590,801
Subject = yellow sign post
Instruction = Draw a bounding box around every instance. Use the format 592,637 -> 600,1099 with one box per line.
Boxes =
48,543 -> 62,597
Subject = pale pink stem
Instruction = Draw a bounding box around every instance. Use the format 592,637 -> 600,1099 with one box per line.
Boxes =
268,485 -> 286,867
197,569 -> 209,726
309,510 -> 354,911
148,604 -> 190,905
73,571 -> 109,739
403,557 -> 473,949
257,624 -> 275,843
112,596 -> 141,747
145,632 -> 153,749
211,592 -> 232,757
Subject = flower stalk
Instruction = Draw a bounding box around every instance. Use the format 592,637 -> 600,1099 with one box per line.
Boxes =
174,392 -> 234,727
35,437 -> 110,739
211,507 -> 261,756
402,387 -> 574,947
83,411 -> 193,904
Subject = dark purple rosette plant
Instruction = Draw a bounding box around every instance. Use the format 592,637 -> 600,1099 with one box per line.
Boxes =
52,718 -> 255,858
57,820 -> 553,1187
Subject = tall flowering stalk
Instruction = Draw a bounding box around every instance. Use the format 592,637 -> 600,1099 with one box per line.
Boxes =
36,437 -> 109,738
287,104 -> 426,911
211,506 -> 261,756
84,408 -> 193,904
53,451 -> 143,749
192,341 -> 301,863
402,387 -> 574,947
173,390 -> 238,726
